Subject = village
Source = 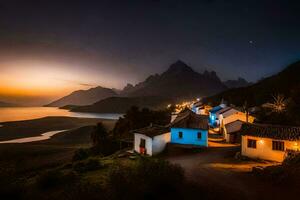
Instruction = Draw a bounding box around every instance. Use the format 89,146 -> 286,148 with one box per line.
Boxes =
132,99 -> 300,165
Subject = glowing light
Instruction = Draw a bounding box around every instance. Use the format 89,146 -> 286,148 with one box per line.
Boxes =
259,140 -> 264,144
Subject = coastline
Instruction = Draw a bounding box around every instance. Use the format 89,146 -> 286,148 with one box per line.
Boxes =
0,116 -> 116,141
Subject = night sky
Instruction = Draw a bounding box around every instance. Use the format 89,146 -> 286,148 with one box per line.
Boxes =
1,0 -> 300,104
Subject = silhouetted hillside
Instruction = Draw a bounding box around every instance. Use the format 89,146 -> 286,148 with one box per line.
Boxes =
46,86 -> 117,107
71,96 -> 173,113
223,77 -> 252,88
204,61 -> 300,107
0,101 -> 17,107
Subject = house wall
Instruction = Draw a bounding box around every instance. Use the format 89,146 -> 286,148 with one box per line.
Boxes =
152,132 -> 171,155
171,114 -> 177,123
219,109 -> 238,127
221,112 -> 254,129
241,135 -> 300,162
134,133 -> 153,156
209,112 -> 217,127
170,128 -> 208,147
223,128 -> 230,142
196,108 -> 207,115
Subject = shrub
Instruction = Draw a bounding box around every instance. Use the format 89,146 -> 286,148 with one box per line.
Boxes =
72,148 -> 91,161
73,158 -> 103,173
36,170 -> 78,190
106,158 -> 184,200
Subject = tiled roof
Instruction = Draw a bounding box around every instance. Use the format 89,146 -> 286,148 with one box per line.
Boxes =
221,109 -> 240,118
132,124 -> 169,138
225,120 -> 244,134
193,101 -> 203,107
170,108 -> 208,130
215,107 -> 232,115
240,123 -> 300,141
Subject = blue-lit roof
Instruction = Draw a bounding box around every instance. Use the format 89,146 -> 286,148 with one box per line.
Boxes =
209,106 -> 223,113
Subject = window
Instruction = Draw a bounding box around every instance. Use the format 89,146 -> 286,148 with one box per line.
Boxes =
197,132 -> 202,140
247,139 -> 256,148
178,131 -> 183,139
140,139 -> 146,148
272,141 -> 284,151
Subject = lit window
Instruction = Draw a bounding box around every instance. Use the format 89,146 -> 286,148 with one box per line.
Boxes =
272,141 -> 284,151
247,139 -> 256,148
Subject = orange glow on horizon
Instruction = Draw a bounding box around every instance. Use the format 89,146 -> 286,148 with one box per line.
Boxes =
0,60 -> 93,98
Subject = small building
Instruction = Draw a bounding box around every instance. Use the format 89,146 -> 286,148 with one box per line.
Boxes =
209,104 -> 226,127
133,124 -> 170,156
220,111 -> 254,130
223,120 -> 244,143
170,109 -> 209,147
192,101 -> 211,115
241,123 -> 300,162
214,107 -> 235,127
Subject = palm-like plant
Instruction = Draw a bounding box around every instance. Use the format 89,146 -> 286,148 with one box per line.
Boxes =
269,94 -> 288,113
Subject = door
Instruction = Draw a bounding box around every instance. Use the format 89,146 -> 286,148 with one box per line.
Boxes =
139,138 -> 146,154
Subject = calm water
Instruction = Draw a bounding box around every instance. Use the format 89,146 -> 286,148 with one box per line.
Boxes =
0,107 -> 123,123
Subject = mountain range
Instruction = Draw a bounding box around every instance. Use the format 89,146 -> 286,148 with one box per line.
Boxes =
121,60 -> 227,99
223,77 -> 252,88
47,60 -> 234,108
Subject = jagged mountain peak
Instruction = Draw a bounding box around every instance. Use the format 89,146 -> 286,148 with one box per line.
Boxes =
165,60 -> 194,74
120,60 -> 227,99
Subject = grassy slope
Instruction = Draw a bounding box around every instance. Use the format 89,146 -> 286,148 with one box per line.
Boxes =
0,118 -> 116,177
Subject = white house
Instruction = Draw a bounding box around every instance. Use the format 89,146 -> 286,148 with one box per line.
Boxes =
192,101 -> 210,115
218,108 -> 239,126
220,110 -> 255,131
133,124 -> 170,156
212,107 -> 232,127
241,123 -> 300,162
223,120 -> 244,143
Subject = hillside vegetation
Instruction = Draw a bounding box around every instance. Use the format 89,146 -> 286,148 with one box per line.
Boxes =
71,96 -> 173,113
204,60 -> 300,107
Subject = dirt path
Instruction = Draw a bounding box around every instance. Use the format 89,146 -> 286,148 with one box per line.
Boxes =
166,143 -> 280,200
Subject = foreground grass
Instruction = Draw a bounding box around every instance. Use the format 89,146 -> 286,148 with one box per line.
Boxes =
0,118 -> 116,180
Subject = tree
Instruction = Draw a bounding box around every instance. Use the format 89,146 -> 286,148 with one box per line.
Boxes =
90,122 -> 119,155
112,106 -> 171,139
91,122 -> 108,147
243,100 -> 249,123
